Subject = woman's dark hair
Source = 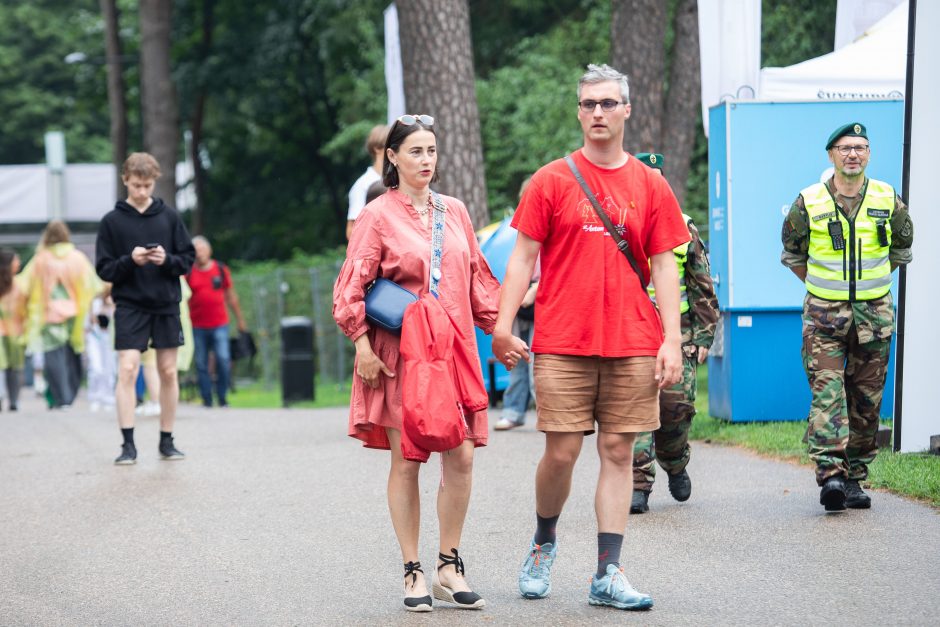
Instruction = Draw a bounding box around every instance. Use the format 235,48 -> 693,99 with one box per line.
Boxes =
0,248 -> 16,298
381,119 -> 438,188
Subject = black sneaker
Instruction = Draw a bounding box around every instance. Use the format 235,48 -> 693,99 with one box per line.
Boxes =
820,476 -> 847,511
114,442 -> 137,465
667,469 -> 692,502
845,480 -> 871,509
159,438 -> 186,460
630,490 -> 650,514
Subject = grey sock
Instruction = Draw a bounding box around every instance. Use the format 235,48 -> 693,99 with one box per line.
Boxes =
534,513 -> 559,546
597,532 -> 623,577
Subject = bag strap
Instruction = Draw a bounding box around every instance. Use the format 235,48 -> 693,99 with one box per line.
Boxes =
429,191 -> 446,297
564,154 -> 648,289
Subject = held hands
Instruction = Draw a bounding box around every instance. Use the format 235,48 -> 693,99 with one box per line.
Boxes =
491,329 -> 530,371
131,245 -> 167,266
356,348 -> 395,389
654,338 -> 682,389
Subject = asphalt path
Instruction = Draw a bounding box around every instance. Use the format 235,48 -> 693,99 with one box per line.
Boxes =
1,393 -> 937,626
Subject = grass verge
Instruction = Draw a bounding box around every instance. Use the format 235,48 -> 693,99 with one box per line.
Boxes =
226,379 -> 351,409
691,368 -> 940,507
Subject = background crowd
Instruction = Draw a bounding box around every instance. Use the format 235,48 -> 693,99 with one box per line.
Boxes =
0,221 -> 244,416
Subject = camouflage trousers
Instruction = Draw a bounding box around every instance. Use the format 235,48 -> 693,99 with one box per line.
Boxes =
632,352 -> 697,492
802,299 -> 892,486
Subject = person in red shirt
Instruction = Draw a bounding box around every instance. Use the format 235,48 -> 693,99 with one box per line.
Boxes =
186,236 -> 247,407
491,64 -> 689,611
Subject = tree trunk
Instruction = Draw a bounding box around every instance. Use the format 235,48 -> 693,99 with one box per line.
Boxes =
396,0 -> 489,228
610,0 -> 666,153
189,0 -> 214,235
662,0 -> 700,208
139,0 -> 179,206
100,0 -> 128,202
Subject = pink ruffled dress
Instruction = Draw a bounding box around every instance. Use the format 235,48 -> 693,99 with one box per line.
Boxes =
332,189 -> 500,452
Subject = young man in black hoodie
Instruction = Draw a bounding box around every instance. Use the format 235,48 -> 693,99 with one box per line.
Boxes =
96,152 -> 195,465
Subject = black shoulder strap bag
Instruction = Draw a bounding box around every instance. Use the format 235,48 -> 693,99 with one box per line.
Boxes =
564,154 -> 648,290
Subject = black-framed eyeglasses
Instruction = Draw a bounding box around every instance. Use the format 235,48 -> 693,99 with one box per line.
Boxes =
832,144 -> 870,156
578,99 -> 624,112
398,114 -> 434,126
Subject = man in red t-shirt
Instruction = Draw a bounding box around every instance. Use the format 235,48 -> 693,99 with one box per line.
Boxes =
186,236 -> 247,407
492,64 -> 689,611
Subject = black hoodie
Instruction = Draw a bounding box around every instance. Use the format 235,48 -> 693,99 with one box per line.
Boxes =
95,198 -> 195,314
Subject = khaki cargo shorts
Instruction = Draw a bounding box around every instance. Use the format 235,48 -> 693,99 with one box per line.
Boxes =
533,354 -> 660,434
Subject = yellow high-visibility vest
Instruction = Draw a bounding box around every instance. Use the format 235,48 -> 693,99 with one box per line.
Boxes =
648,214 -> 692,313
802,179 -> 894,301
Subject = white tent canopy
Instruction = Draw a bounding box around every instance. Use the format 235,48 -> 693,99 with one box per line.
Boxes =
759,1 -> 907,101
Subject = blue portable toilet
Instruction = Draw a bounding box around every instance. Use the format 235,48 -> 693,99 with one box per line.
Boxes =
475,216 -> 516,400
707,99 -> 903,422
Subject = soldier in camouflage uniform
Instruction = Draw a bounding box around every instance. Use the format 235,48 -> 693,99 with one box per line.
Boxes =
781,122 -> 913,512
629,153 -> 719,514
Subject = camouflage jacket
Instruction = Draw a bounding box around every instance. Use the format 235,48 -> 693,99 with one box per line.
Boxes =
780,176 -> 914,269
681,219 -> 719,348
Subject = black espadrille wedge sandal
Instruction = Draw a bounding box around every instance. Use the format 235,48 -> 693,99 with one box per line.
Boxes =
432,548 -> 485,609
403,561 -> 432,612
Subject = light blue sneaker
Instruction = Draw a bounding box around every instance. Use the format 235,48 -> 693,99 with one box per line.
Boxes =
588,564 -> 653,610
518,540 -> 557,599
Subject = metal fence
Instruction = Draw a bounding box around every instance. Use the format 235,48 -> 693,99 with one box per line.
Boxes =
230,262 -> 355,392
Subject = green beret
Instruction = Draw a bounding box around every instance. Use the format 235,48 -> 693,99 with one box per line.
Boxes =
635,152 -> 664,170
826,122 -> 868,150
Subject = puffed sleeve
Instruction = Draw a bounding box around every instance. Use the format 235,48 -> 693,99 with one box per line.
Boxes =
332,209 -> 383,341
459,204 -> 500,334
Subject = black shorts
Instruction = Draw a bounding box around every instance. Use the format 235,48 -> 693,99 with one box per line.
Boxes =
114,306 -> 184,351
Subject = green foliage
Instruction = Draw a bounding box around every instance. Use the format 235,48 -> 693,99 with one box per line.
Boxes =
172,0 -> 388,260
0,0 -> 843,257
469,0 -> 593,76
761,0 -> 837,68
477,0 -> 608,216
0,1 -> 111,164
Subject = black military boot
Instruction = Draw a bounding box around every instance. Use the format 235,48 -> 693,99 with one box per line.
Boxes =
630,490 -> 650,514
667,469 -> 691,502
819,476 -> 847,511
845,480 -> 872,509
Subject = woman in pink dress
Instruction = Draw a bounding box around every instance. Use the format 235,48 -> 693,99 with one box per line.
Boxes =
333,115 -> 501,612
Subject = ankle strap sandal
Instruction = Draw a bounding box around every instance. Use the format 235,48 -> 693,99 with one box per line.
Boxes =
403,561 -> 432,612
437,549 -> 465,576
433,549 -> 485,609
404,560 -> 424,586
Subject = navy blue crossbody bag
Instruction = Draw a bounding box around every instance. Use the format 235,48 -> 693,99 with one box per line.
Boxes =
364,278 -> 418,334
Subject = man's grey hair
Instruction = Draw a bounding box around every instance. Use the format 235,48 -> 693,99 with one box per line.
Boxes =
578,64 -> 630,104
192,235 -> 210,248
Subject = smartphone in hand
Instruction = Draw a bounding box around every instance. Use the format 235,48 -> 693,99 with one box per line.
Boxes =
144,243 -> 160,249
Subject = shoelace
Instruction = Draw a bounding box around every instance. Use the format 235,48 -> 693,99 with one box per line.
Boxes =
438,548 -> 465,576
404,561 -> 424,588
601,567 -> 628,596
527,544 -> 551,573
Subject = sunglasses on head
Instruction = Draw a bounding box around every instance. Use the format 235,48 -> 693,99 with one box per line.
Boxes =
398,114 -> 434,126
